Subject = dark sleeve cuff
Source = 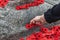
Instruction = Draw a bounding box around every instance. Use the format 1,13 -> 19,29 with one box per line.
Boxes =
44,9 -> 60,23
44,11 -> 53,23
44,3 -> 60,23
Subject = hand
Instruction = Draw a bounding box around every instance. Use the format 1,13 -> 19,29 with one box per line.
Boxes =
30,14 -> 47,24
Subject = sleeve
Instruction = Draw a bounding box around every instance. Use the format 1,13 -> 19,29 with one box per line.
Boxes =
44,3 -> 60,23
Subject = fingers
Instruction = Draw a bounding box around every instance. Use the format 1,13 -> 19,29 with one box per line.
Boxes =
30,18 -> 42,24
30,15 -> 47,25
30,16 -> 40,24
30,19 -> 41,25
35,22 -> 41,25
30,19 -> 36,24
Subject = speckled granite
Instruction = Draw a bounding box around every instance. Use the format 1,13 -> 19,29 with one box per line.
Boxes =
0,0 -> 60,40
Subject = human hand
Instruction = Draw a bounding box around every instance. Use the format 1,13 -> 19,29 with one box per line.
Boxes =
30,14 -> 47,24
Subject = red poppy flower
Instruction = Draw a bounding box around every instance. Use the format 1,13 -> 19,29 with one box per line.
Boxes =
16,0 -> 44,10
0,0 -> 9,7
20,38 -> 24,40
20,24 -> 60,40
40,27 -> 49,33
26,34 -> 36,40
25,24 -> 36,29
25,24 -> 34,29
35,32 -> 44,38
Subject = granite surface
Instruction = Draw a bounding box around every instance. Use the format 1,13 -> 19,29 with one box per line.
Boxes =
0,0 -> 60,40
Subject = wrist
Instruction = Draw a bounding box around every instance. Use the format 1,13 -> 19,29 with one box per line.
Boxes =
41,14 -> 47,24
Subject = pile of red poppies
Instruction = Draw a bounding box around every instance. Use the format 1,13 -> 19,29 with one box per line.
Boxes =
0,0 -> 9,8
16,0 -> 44,10
20,24 -> 60,40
